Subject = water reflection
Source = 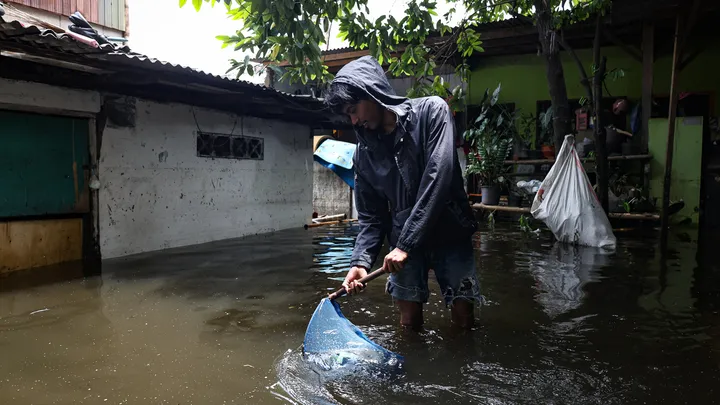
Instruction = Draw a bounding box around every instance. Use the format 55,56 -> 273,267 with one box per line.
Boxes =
311,223 -> 360,279
529,243 -> 609,319
1,223 -> 719,404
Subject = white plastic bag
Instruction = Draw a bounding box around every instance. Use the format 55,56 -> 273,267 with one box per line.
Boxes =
531,135 -> 616,249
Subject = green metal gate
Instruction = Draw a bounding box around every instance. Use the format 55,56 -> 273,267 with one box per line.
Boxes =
0,109 -> 89,218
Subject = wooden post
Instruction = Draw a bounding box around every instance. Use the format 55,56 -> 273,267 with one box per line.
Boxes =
660,15 -> 683,250
641,22 -> 654,154
592,14 -> 609,213
641,22 -> 654,201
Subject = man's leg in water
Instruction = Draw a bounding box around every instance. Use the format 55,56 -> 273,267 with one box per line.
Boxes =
397,300 -> 423,330
385,250 -> 429,331
433,237 -> 484,329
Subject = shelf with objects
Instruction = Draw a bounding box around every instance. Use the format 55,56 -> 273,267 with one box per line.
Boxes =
464,96 -> 660,223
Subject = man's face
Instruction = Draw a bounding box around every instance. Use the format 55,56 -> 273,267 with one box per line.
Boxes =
342,99 -> 383,131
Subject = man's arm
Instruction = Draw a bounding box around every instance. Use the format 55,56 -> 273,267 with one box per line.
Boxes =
350,167 -> 389,270
395,98 -> 456,253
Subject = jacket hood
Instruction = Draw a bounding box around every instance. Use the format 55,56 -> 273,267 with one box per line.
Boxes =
332,56 -> 413,133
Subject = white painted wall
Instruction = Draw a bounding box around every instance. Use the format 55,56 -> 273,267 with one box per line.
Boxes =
0,78 -> 100,113
0,78 -> 313,260
99,101 -> 313,258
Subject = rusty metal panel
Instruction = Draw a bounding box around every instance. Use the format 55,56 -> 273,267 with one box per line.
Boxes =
75,0 -> 97,23
97,0 -> 126,31
62,0 -> 75,17
8,0 -> 119,30
112,0 -> 123,31
6,1 -> 58,13
117,0 -> 125,31
103,0 -> 111,28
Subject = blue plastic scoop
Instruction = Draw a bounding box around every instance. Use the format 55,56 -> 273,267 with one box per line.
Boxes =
302,268 -> 404,375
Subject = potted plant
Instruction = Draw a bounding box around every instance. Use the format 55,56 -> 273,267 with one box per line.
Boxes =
463,83 -> 515,206
538,105 -> 555,159
515,113 -> 536,160
465,135 -> 513,205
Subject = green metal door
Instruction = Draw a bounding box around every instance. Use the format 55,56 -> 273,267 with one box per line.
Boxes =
0,110 -> 89,217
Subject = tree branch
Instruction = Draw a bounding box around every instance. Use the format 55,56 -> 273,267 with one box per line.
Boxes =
556,31 -> 593,107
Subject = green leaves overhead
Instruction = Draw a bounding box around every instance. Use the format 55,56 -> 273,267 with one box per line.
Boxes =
180,0 -> 609,108
179,0 -> 482,102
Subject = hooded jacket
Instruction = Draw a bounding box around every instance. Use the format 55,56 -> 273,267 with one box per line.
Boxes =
334,56 -> 477,270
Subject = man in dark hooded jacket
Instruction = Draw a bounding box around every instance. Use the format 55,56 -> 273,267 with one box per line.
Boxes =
324,56 -> 483,330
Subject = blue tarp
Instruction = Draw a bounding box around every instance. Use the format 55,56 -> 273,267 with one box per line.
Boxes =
313,139 -> 357,189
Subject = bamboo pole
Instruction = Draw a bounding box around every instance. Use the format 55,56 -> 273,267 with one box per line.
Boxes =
472,203 -> 530,214
472,203 -> 660,221
660,15 -> 683,250
503,154 -> 652,165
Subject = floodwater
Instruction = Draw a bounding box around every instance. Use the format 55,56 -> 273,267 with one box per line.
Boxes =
1,222 -> 719,404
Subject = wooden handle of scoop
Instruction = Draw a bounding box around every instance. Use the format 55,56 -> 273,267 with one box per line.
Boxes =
328,267 -> 387,301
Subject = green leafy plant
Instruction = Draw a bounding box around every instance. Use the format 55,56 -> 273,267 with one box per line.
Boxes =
519,214 -> 541,235
464,83 -> 514,188
182,0 -> 482,112
538,105 -> 555,146
517,113 -> 537,150
622,201 -> 632,213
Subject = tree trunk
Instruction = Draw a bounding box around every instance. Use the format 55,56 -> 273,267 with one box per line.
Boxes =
535,0 -> 573,154
544,51 -> 573,151
592,16 -> 609,213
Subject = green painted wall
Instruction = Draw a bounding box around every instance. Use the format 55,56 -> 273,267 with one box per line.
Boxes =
469,43 -> 720,120
469,42 -> 720,221
0,110 -> 89,217
648,117 -> 704,224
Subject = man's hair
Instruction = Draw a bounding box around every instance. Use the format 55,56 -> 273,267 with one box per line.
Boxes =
324,82 -> 367,114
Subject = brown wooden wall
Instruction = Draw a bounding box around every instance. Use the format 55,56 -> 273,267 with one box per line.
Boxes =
0,218 -> 84,274
7,0 -> 126,32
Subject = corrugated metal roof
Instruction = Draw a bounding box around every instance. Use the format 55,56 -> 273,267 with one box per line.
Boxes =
0,19 -> 111,54
321,46 -> 356,56
0,16 -> 346,127
473,17 -> 532,31
0,18 -> 310,100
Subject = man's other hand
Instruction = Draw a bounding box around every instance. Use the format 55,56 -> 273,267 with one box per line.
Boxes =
343,266 -> 369,295
384,248 -> 408,273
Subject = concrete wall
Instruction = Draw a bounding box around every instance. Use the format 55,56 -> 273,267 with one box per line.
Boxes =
313,161 -> 352,218
100,100 -> 313,258
0,78 -> 313,260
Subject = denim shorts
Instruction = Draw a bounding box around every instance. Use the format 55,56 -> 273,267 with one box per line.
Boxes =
385,238 -> 485,307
